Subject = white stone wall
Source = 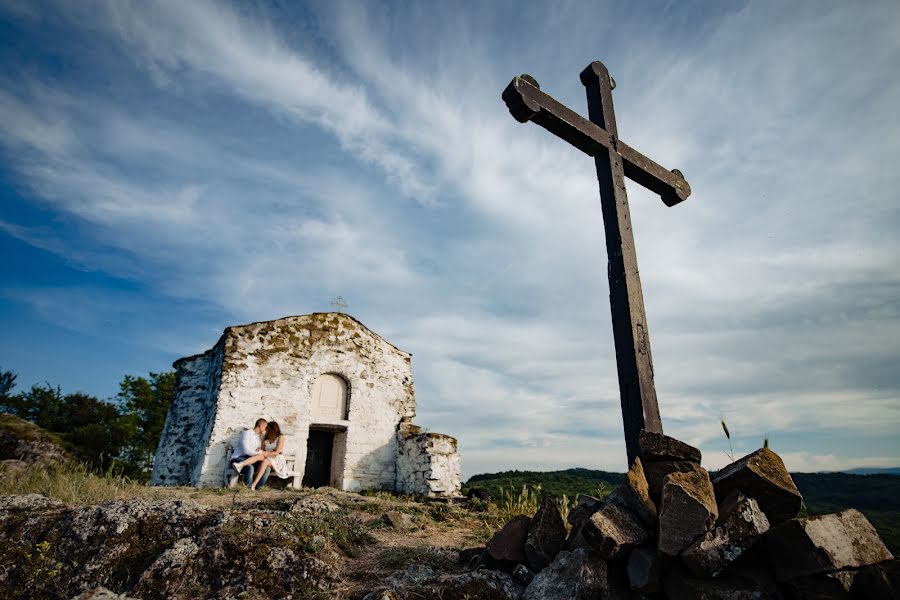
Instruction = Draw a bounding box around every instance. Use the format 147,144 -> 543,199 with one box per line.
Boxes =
150,340 -> 224,486
396,432 -> 462,498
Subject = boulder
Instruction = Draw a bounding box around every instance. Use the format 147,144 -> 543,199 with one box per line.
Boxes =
567,494 -> 604,527
712,448 -> 802,525
644,460 -> 698,501
606,458 -> 657,525
565,521 -> 590,551
525,495 -> 567,571
512,563 -> 535,586
658,466 -> 718,557
767,509 -> 893,581
523,548 -> 618,600
782,575 -> 852,599
72,589 -> 137,600
850,559 -> 899,599
639,430 -> 702,463
664,567 -> 778,599
627,545 -> 663,594
582,502 -> 651,560
682,491 -> 770,577
456,546 -> 482,568
383,510 -> 417,531
486,515 -> 532,564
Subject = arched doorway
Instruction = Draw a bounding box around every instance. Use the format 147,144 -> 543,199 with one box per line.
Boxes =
304,373 -> 349,488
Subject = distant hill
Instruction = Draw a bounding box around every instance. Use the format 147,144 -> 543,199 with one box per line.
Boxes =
844,467 -> 900,475
464,468 -> 900,554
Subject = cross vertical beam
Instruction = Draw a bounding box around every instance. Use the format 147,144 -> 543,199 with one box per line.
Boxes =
502,60 -> 690,466
581,62 -> 662,465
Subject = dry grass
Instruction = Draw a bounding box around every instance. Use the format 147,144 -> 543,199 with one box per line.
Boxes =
0,461 -> 155,504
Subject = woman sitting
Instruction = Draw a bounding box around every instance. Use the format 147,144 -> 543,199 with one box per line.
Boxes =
231,421 -> 287,490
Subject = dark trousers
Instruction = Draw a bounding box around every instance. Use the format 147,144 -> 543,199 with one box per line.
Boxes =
230,455 -> 270,488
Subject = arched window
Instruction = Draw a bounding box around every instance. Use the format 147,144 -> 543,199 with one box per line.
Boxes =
311,373 -> 349,420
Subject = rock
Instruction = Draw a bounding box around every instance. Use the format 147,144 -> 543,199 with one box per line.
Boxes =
582,501 -> 651,559
523,548 -> 617,600
525,495 -> 567,571
639,430 -> 702,463
512,563 -> 535,586
664,566 -> 778,599
72,589 -> 137,600
132,538 -> 201,597
362,591 -> 400,600
606,457 -> 657,525
389,566 -> 523,599
457,546 -> 483,567
658,466 -> 718,557
466,487 -> 491,501
565,521 -> 590,551
682,491 -> 770,577
486,514 -> 532,564
383,510 -> 417,531
567,493 -> 604,527
712,447 -> 802,526
782,575 -> 852,599
0,493 -> 65,513
627,546 -> 663,594
849,559 -> 899,599
767,509 -> 893,581
433,570 -> 523,599
644,460 -> 698,501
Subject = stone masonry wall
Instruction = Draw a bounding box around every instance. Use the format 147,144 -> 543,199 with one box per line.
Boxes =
150,339 -> 225,485
193,313 -> 417,490
396,431 -> 462,498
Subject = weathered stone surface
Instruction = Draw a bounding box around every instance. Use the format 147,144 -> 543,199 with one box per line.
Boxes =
389,566 -> 523,600
850,559 -> 900,599
782,575 -> 852,599
639,430 -> 702,463
567,493 -> 604,527
72,589 -> 137,600
658,466 -> 718,557
713,448 -> 802,525
383,510 -> 417,531
565,521 -> 590,551
486,515 -> 532,564
682,492 -> 770,577
644,460 -> 698,501
525,494 -> 567,571
523,548 -> 616,600
607,457 -> 657,525
664,567 -> 778,599
767,509 -> 894,581
512,563 -> 535,586
362,591 -> 400,600
627,546 -> 662,594
582,502 -> 651,559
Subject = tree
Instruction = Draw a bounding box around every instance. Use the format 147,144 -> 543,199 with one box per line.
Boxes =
0,368 -> 16,400
116,371 -> 175,476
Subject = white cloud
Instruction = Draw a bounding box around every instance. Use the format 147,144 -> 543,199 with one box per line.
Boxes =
1,0 -> 898,477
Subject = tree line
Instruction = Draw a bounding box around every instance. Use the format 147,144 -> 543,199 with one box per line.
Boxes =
0,367 -> 173,481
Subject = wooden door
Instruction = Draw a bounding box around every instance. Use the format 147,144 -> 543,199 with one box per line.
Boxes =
302,430 -> 334,488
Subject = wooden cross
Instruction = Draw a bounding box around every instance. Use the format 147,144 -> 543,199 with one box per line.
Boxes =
502,60 -> 692,465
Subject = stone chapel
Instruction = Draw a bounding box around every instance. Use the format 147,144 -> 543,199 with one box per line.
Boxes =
150,312 -> 461,498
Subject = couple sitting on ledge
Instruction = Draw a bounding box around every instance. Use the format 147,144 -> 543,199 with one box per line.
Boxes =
230,418 -> 288,490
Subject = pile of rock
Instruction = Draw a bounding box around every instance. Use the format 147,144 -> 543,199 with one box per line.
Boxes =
475,431 -> 896,599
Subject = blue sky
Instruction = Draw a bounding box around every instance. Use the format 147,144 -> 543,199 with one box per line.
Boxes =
1,0 -> 898,477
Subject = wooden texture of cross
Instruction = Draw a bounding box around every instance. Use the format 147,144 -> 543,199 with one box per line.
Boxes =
502,60 -> 692,465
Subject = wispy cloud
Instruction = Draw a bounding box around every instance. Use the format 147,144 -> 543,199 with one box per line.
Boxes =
1,0 -> 898,475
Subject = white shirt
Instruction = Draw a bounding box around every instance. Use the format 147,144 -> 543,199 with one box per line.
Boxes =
232,429 -> 261,460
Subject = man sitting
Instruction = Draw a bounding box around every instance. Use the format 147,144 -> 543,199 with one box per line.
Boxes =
229,418 -> 271,489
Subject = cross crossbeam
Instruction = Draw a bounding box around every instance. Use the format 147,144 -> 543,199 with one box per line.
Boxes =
502,60 -> 692,465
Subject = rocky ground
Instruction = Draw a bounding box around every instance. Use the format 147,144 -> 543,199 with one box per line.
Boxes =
1,415 -> 898,599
